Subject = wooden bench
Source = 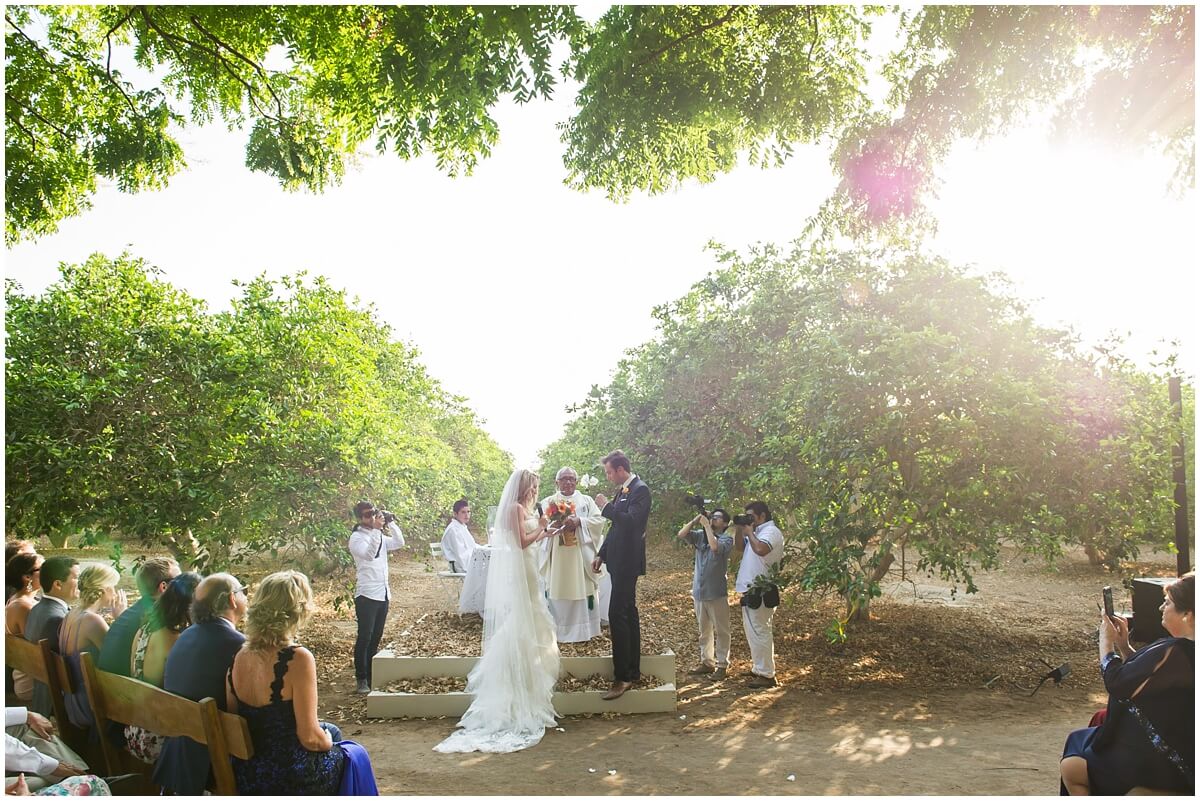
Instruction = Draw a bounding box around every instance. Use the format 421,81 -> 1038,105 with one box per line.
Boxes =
79,651 -> 253,795
4,635 -> 89,753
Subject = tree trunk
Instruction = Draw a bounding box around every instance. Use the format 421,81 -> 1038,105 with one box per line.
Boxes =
1083,542 -> 1102,566
845,550 -> 897,624
46,529 -> 71,549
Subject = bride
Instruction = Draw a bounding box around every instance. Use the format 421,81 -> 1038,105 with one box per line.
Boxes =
434,468 -> 560,753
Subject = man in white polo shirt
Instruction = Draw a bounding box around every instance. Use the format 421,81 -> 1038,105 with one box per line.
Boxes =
732,501 -> 784,689
349,500 -> 405,694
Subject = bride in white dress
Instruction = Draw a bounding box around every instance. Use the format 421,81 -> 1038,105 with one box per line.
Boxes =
434,468 -> 560,753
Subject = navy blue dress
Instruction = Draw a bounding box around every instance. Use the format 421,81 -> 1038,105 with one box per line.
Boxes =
228,646 -> 346,795
1061,637 -> 1194,795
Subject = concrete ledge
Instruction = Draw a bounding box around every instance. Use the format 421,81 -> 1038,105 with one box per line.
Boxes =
366,684 -> 677,718
372,650 -> 675,684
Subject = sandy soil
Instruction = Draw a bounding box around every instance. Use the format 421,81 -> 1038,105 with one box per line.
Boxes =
300,540 -> 1184,796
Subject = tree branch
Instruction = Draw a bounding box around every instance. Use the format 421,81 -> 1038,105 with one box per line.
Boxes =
636,6 -> 741,68
6,113 -> 45,151
137,7 -> 282,123
186,14 -> 286,120
7,94 -> 72,142
5,14 -> 56,67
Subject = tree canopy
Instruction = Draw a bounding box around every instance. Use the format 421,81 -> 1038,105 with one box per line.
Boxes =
6,4 -> 1193,243
4,254 -> 512,570
538,244 -> 1194,639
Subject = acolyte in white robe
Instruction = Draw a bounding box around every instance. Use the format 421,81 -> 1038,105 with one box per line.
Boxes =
539,490 -> 607,642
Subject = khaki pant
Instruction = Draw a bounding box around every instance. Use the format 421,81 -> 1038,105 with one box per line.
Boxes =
741,603 -> 776,678
4,724 -> 89,791
694,597 -> 731,668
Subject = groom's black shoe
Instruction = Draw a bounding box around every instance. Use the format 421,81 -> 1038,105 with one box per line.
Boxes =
601,681 -> 632,701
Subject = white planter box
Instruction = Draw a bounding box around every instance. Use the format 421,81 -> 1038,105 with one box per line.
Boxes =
371,650 -> 675,683
365,684 -> 677,718
366,650 -> 676,718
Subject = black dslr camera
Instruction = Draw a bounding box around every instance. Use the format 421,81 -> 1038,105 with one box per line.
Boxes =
732,512 -> 754,527
685,494 -> 711,517
381,510 -> 396,524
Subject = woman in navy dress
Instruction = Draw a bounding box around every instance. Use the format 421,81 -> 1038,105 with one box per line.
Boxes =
225,571 -> 346,794
1059,572 -> 1194,795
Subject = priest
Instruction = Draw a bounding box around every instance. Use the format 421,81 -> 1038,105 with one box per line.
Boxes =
540,466 -> 608,642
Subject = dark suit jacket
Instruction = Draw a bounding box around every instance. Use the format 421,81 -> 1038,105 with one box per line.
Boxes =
97,596 -> 151,677
23,596 -> 68,717
599,475 -> 650,580
152,618 -> 245,795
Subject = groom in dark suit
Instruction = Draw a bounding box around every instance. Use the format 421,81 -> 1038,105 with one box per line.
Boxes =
591,449 -> 650,700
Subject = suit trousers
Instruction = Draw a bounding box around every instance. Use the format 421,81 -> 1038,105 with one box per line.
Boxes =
353,595 -> 389,682
608,572 -> 641,682
694,597 -> 731,669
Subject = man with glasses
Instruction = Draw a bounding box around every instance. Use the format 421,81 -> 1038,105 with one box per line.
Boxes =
349,500 -> 405,694
154,573 -> 248,795
677,508 -> 735,680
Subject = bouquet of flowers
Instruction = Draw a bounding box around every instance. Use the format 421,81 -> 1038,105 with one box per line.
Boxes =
545,496 -> 578,547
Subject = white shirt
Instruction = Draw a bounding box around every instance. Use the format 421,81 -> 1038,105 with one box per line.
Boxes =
734,520 -> 784,593
5,707 -> 58,775
349,521 -> 405,601
440,520 -> 477,572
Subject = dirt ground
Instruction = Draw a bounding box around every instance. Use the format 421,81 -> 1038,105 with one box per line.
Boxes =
297,540 -> 1184,796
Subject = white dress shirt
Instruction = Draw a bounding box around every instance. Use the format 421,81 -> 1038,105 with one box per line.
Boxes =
349,521 -> 405,601
440,520 -> 477,572
734,520 -> 784,593
5,707 -> 58,775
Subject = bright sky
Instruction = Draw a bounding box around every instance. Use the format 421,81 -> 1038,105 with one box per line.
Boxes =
4,13 -> 1195,467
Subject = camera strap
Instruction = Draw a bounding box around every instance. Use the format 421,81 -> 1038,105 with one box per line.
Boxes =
374,533 -> 383,559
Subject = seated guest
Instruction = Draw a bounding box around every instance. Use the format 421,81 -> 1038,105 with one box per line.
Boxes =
226,571 -> 348,794
440,500 -> 477,572
1059,572 -> 1194,795
97,557 -> 179,678
4,773 -> 111,796
23,558 -> 79,718
4,542 -> 36,603
123,572 -> 201,765
152,573 -> 247,796
5,553 -> 45,702
4,705 -> 91,793
57,565 -> 126,730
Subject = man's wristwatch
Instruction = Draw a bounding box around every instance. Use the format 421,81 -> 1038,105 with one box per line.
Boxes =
1101,651 -> 1123,672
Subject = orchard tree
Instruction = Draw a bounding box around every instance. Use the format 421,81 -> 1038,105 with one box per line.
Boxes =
5,255 -> 512,570
6,5 -> 1193,242
539,244 -> 1194,639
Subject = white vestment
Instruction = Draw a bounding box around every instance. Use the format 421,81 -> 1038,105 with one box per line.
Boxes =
539,491 -> 607,642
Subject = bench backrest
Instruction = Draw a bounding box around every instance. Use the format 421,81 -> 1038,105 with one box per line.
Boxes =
80,651 -> 253,794
4,633 -> 48,683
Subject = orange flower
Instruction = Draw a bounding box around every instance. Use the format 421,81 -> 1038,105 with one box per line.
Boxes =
547,502 -> 558,516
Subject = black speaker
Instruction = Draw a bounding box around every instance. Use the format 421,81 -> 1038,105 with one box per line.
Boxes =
1130,577 -> 1172,643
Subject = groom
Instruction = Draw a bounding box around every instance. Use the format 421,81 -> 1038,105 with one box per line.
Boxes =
591,449 -> 650,700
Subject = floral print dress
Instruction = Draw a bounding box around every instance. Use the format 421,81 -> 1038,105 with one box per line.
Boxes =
123,625 -> 165,764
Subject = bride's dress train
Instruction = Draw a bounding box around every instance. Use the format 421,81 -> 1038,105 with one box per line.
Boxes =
434,482 -> 559,753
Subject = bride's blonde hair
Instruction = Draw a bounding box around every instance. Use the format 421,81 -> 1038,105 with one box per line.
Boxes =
516,469 -> 540,506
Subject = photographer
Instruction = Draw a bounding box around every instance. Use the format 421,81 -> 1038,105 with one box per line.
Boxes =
732,501 -> 784,689
676,508 -> 734,679
348,501 -> 405,695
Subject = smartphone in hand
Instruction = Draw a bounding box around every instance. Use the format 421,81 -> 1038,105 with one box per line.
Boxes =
1102,585 -> 1115,619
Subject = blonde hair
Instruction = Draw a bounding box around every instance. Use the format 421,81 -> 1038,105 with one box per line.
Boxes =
516,469 -> 540,506
245,570 -> 315,651
77,563 -> 119,609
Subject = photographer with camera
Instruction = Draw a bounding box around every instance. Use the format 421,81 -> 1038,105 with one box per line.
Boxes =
348,500 -> 406,695
676,500 -> 734,679
732,501 -> 784,689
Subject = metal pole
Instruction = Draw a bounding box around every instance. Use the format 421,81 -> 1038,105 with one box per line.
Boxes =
1168,377 -> 1191,576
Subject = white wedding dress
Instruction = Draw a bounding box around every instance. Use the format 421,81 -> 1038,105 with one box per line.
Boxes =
434,474 -> 560,753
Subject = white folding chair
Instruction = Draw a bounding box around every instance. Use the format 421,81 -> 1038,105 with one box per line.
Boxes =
429,542 -> 466,609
